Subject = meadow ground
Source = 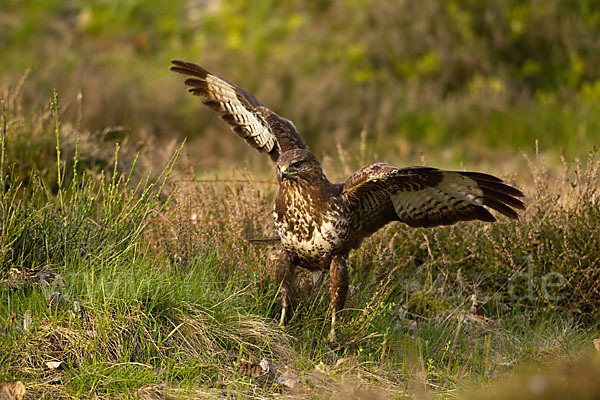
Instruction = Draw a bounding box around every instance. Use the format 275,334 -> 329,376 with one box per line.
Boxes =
0,83 -> 598,399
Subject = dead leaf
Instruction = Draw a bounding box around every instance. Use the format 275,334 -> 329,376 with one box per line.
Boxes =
239,358 -> 276,382
45,361 -> 62,370
276,367 -> 299,389
259,358 -> 277,381
0,381 -> 25,400
594,339 -> 600,352
240,359 -> 261,378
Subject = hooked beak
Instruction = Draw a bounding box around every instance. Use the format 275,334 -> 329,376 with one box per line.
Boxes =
279,166 -> 289,180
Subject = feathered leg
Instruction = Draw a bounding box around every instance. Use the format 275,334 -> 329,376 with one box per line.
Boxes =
329,255 -> 349,341
276,249 -> 296,326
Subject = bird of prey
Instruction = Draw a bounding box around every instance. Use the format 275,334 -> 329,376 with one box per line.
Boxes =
171,60 -> 525,340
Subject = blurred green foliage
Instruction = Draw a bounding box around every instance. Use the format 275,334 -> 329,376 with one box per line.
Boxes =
1,0 -> 599,166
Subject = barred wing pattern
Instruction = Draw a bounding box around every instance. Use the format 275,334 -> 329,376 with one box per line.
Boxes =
171,60 -> 526,340
342,164 -> 525,235
170,60 -> 309,162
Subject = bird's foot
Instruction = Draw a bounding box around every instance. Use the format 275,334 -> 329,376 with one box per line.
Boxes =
279,307 -> 287,327
328,314 -> 337,342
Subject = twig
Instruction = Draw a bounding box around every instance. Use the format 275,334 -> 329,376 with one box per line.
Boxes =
174,179 -> 279,185
174,178 -> 278,185
246,236 -> 280,244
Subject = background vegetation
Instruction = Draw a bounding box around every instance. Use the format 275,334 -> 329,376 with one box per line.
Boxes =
2,0 -> 600,168
0,0 -> 599,398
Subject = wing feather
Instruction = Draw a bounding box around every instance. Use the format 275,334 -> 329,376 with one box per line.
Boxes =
170,60 -> 309,162
342,164 -> 524,235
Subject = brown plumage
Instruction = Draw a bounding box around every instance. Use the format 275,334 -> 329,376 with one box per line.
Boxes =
171,60 -> 525,340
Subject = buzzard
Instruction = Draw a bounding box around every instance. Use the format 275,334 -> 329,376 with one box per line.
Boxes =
171,60 -> 525,339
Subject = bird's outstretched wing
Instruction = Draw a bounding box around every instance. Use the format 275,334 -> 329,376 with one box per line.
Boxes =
170,60 -> 309,162
342,163 -> 524,236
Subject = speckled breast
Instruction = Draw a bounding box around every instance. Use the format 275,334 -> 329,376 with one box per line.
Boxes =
273,204 -> 349,270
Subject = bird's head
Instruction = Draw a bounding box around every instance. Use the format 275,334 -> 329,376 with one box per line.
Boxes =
276,149 -> 324,183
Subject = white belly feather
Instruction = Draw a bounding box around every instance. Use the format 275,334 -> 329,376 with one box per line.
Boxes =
274,210 -> 345,260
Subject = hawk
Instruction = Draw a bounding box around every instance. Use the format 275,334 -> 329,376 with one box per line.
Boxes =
171,60 -> 525,339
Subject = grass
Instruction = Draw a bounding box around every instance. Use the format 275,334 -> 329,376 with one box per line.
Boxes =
0,78 -> 599,399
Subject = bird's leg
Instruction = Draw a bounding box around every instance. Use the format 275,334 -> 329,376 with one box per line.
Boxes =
328,255 -> 349,341
276,249 -> 296,326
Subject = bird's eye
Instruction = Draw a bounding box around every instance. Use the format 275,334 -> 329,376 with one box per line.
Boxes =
290,160 -> 303,168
